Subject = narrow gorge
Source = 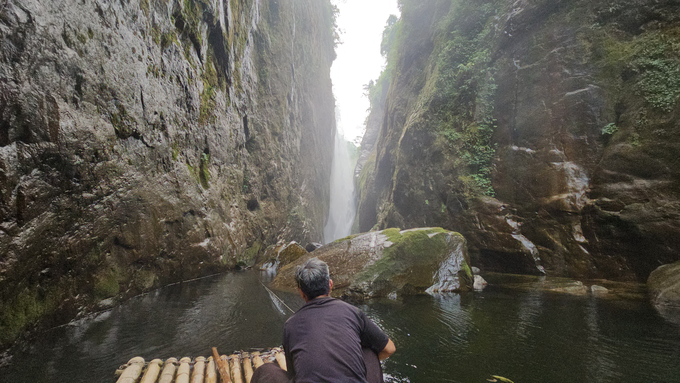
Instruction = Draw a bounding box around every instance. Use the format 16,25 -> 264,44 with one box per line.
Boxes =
2,2 -> 680,380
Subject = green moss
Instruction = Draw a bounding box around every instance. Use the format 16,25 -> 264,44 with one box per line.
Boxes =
140,0 -> 150,16
381,227 -> 402,243
461,259 -> 473,279
177,0 -> 205,57
198,85 -> 216,124
171,143 -> 180,161
147,63 -> 161,78
186,162 -> 198,182
244,241 -> 263,262
198,56 -> 220,124
62,29 -> 74,49
203,55 -> 219,89
76,30 -> 87,44
593,27 -> 680,113
109,103 -> 138,138
151,24 -> 161,46
199,152 -> 210,188
355,229 -> 451,294
94,270 -> 120,300
134,269 -> 156,290
0,289 -> 59,345
357,151 -> 376,194
161,31 -> 179,51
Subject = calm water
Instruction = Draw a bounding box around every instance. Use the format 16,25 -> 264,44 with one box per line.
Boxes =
1,271 -> 679,383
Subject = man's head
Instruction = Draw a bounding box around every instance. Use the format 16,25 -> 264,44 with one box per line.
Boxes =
295,257 -> 332,301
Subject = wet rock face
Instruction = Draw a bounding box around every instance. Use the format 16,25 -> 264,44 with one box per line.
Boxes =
0,0 -> 335,346
355,0 -> 680,281
271,227 -> 474,300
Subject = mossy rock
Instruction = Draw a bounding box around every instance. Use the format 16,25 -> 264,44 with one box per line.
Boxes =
271,228 -> 473,300
242,240 -> 263,266
93,270 -> 120,300
648,261 -> 680,307
0,287 -> 61,346
278,242 -> 308,265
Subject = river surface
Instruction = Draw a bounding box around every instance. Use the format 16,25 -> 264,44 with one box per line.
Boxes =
1,271 -> 679,383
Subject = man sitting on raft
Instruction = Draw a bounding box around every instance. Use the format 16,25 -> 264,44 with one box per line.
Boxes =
252,257 -> 396,383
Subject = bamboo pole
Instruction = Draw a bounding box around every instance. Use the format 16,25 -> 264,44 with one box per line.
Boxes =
176,357 -> 192,383
211,347 -> 232,383
273,349 -> 287,371
251,352 -> 264,369
229,354 -> 243,383
242,353 -> 253,383
116,357 -> 145,383
140,359 -> 163,383
192,356 -> 206,383
205,357 -> 217,383
159,357 -> 178,383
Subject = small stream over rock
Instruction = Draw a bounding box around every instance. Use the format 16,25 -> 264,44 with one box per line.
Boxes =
1,271 -> 679,383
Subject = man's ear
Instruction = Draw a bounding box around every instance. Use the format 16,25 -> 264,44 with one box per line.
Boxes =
329,279 -> 334,292
298,287 -> 307,301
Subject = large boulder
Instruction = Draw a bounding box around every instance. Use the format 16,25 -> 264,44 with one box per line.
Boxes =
648,262 -> 680,324
648,262 -> 680,307
271,228 -> 474,300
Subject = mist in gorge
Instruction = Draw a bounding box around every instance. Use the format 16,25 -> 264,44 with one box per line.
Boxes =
2,0 -> 680,382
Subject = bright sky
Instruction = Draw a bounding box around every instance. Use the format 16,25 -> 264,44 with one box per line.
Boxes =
331,0 -> 400,144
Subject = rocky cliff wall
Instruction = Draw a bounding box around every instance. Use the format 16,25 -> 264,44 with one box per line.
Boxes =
0,0 -> 336,346
356,0 -> 680,281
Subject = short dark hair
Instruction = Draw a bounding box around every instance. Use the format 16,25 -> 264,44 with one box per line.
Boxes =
295,258 -> 330,300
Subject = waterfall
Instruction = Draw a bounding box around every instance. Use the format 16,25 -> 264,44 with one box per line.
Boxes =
323,128 -> 357,243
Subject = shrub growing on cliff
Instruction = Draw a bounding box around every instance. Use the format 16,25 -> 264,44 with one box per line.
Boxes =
430,0 -> 501,197
601,123 -> 619,136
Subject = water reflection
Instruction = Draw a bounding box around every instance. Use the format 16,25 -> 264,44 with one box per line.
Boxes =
364,288 -> 680,383
2,271 -> 679,383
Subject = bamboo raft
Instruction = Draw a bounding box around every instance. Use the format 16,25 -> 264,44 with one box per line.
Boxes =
114,347 -> 287,383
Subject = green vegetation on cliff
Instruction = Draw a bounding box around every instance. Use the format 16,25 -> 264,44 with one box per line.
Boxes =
358,0 -> 680,282
430,0 -> 500,197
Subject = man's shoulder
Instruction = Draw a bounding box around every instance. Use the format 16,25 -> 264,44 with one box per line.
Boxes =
287,298 -> 360,320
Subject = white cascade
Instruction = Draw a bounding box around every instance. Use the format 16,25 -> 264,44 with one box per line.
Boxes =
323,129 -> 356,243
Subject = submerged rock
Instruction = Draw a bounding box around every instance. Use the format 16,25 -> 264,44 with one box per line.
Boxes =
590,285 -> 609,295
648,262 -> 680,307
549,281 -> 588,296
473,275 -> 488,291
271,228 -> 474,299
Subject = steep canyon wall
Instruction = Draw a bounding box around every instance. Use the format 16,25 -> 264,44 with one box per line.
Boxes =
0,0 -> 336,346
356,0 -> 680,281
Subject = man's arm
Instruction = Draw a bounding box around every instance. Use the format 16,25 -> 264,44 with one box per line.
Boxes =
377,339 -> 396,360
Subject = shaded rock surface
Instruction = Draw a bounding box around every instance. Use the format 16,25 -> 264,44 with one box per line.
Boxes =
271,227 -> 473,300
355,0 -> 680,282
648,261 -> 680,307
0,0 -> 336,346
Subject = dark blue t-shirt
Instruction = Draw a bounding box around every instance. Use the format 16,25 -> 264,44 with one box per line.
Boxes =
283,297 -> 390,383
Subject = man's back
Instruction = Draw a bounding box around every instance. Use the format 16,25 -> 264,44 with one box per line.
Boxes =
283,297 -> 389,383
